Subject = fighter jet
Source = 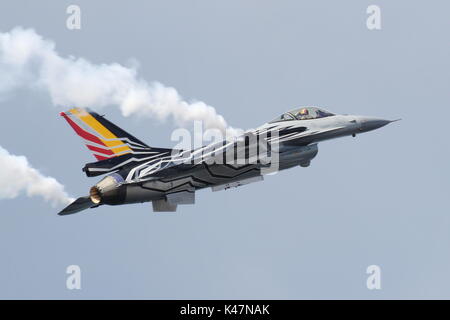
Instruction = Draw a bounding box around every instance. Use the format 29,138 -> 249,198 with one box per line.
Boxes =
58,106 -> 398,215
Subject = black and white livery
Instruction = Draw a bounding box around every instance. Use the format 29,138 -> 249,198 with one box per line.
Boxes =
58,106 -> 398,215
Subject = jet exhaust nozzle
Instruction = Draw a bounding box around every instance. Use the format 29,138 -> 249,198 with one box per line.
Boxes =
89,173 -> 124,204
89,186 -> 102,204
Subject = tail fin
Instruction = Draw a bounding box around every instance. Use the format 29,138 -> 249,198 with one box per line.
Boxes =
60,108 -> 151,161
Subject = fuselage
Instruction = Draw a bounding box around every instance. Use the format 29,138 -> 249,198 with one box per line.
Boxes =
89,108 -> 393,210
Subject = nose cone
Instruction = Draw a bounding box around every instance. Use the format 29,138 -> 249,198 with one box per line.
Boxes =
359,117 -> 393,133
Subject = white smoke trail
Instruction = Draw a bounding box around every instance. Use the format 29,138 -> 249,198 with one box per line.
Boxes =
0,26 -> 241,135
0,146 -> 74,207
0,26 -> 242,207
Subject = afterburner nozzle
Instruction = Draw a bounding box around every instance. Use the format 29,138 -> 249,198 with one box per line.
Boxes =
89,173 -> 124,204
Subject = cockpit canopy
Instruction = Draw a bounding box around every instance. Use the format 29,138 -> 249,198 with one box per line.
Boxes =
270,106 -> 335,123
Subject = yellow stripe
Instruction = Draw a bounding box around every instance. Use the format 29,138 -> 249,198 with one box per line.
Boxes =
70,108 -> 132,155
110,145 -> 132,154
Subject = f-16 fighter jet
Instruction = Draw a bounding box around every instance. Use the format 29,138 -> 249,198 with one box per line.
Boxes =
58,106 -> 398,215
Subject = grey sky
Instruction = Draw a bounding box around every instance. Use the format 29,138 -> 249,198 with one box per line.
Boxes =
0,0 -> 449,299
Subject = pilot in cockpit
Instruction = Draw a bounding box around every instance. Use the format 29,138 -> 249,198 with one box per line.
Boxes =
297,108 -> 313,120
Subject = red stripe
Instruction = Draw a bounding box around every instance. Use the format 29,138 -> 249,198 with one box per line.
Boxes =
94,154 -> 109,161
86,144 -> 114,156
61,112 -> 107,147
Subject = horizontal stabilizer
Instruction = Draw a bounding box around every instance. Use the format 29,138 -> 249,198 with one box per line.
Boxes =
58,196 -> 97,216
83,148 -> 173,177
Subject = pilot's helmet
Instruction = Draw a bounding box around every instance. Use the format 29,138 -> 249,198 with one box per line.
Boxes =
299,108 -> 309,116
